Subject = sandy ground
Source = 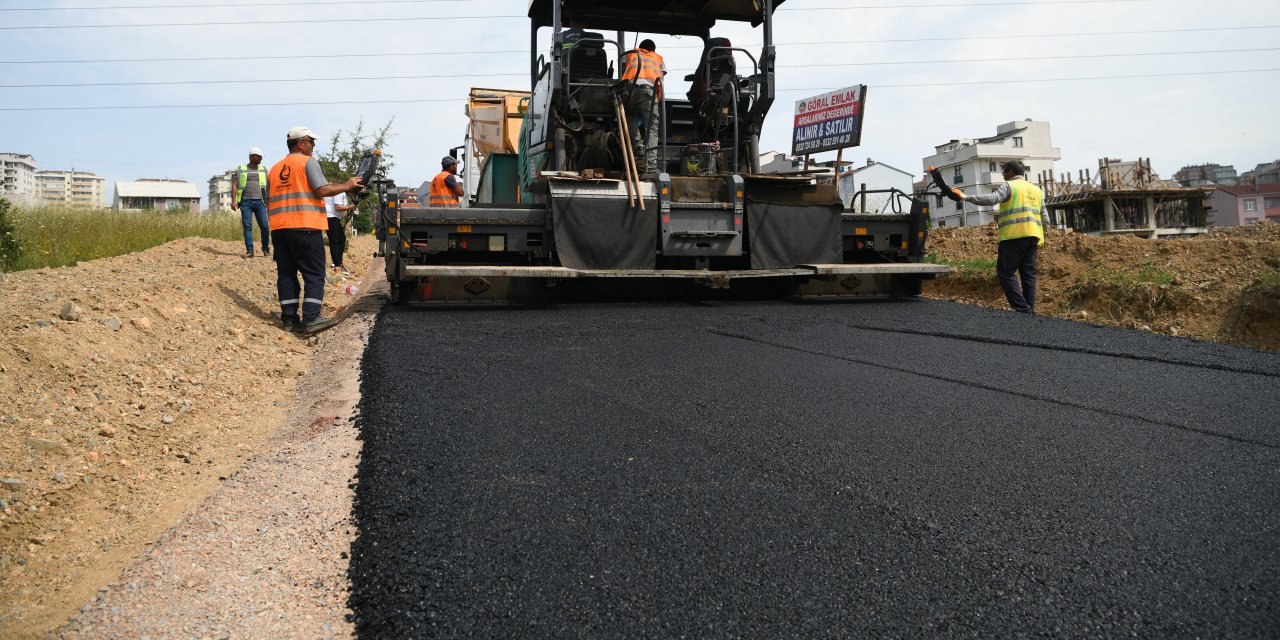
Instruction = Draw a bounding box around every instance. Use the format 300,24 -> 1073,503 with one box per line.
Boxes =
924,223 -> 1280,351
0,235 -> 378,639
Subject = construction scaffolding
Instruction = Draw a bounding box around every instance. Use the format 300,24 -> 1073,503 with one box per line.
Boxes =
1037,158 -> 1212,238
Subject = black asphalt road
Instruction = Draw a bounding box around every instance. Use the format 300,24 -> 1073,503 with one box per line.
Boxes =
348,298 -> 1280,638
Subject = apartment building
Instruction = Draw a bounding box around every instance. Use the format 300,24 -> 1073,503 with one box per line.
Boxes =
208,170 -> 235,212
1173,163 -> 1237,187
921,119 -> 1061,227
1,153 -> 38,206
35,170 -> 107,207
1210,183 -> 1280,226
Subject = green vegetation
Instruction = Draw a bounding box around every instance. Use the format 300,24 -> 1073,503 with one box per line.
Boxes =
1081,263 -> 1176,287
0,198 -> 20,271
317,118 -> 397,234
924,253 -> 997,282
1248,268 -> 1280,293
3,202 -> 241,272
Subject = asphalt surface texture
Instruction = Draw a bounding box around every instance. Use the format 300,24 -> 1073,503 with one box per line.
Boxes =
349,297 -> 1280,638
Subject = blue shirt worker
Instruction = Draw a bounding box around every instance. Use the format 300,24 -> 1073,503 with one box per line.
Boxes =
232,147 -> 271,258
955,160 -> 1048,314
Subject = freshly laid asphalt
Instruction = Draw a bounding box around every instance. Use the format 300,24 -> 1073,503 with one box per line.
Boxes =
348,297 -> 1280,638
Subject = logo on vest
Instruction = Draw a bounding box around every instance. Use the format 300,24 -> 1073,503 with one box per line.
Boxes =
279,165 -> 292,185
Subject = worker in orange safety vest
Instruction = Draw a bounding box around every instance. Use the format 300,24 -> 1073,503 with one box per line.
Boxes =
266,126 -> 364,333
428,155 -> 464,208
620,39 -> 667,176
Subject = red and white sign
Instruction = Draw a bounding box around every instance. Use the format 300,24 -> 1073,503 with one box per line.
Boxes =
791,85 -> 867,155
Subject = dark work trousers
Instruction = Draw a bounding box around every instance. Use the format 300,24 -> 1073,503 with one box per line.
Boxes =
997,236 -> 1040,313
326,216 -> 347,268
272,228 -> 326,324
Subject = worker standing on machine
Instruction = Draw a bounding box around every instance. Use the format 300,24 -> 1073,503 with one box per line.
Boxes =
620,39 -> 667,176
954,160 -> 1047,314
428,155 -> 464,208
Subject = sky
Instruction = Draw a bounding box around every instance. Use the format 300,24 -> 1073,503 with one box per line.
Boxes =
2,0 -> 1279,206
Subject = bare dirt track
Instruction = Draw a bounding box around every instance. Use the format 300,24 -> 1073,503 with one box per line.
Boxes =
0,235 -> 375,639
924,223 -> 1280,351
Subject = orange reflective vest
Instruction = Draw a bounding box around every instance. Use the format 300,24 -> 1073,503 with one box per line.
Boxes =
621,49 -> 664,99
267,153 -> 327,231
428,171 -> 460,208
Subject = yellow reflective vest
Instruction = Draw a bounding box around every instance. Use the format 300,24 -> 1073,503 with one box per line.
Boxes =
997,178 -> 1046,245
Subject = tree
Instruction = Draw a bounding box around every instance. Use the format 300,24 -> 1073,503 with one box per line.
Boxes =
0,197 -> 21,272
316,118 -> 396,234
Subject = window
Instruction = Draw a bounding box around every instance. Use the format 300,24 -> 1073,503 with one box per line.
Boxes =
988,161 -> 997,172
955,198 -> 962,211
937,220 -> 947,227
1246,218 -> 1260,225
1012,137 -> 1024,147
953,166 -> 964,184
1266,198 -> 1279,209
1244,199 -> 1257,212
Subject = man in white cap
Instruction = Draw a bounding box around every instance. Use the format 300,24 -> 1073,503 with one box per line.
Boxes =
232,147 -> 270,258
266,127 -> 363,333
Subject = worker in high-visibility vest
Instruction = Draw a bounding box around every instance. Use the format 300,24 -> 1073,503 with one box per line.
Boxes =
232,147 -> 270,258
620,39 -> 667,176
266,126 -> 363,333
954,160 -> 1048,314
428,155 -> 464,208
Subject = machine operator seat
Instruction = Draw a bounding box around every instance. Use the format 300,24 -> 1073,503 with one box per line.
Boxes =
686,37 -> 736,108
564,31 -> 611,83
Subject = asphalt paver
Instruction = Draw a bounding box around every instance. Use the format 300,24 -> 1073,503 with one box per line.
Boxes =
349,298 -> 1280,637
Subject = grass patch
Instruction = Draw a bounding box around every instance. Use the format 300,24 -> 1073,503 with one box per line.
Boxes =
1251,268 -> 1280,291
927,253 -> 997,281
5,204 -> 243,272
1080,263 -> 1176,287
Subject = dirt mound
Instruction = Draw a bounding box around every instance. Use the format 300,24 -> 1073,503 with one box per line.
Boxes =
924,223 -> 1280,350
0,236 -> 374,638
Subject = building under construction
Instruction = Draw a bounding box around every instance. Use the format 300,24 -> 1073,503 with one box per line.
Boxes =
1038,158 -> 1212,238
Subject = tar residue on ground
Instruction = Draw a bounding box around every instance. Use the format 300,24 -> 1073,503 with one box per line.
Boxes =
348,298 -> 1280,637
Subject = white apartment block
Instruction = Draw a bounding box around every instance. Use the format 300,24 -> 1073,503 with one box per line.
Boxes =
921,119 -> 1061,227
208,170 -> 235,212
35,170 -> 107,208
1,153 -> 39,206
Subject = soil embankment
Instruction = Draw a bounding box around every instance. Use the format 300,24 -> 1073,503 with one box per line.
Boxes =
924,224 -> 1280,351
0,236 -> 374,638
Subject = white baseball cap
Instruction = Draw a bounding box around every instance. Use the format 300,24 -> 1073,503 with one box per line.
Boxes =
286,126 -> 317,141
248,147 -> 263,156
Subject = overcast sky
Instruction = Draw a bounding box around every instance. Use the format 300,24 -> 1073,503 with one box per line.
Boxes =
3,0 -> 1278,205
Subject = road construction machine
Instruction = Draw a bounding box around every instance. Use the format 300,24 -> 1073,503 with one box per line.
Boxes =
373,0 -> 947,304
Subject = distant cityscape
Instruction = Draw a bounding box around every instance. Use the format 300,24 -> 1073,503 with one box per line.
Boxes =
5,125 -> 1278,232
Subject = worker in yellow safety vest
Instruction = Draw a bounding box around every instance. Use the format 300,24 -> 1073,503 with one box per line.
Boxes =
232,147 -> 270,258
954,160 -> 1047,314
428,155 -> 464,208
619,39 -> 667,176
267,126 -> 364,333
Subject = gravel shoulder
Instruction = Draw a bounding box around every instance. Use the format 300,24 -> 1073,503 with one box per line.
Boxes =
0,236 -> 378,639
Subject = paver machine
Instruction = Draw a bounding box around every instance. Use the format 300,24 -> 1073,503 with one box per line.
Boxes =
374,0 -> 946,304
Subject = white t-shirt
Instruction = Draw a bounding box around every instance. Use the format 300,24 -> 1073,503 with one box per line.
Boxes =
324,192 -> 348,219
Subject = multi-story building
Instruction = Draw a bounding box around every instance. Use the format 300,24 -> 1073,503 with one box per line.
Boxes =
113,179 -> 201,213
208,170 -> 235,212
34,170 -> 107,207
920,119 -> 1061,227
1,153 -> 38,206
1173,163 -> 1237,187
1209,183 -> 1280,226
1239,160 -> 1280,186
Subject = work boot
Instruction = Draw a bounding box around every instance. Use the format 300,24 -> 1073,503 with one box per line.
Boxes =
243,249 -> 254,259
300,317 -> 339,334
281,318 -> 302,332
262,245 -> 270,258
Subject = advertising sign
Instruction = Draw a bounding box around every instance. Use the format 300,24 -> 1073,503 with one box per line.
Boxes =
791,85 -> 867,155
